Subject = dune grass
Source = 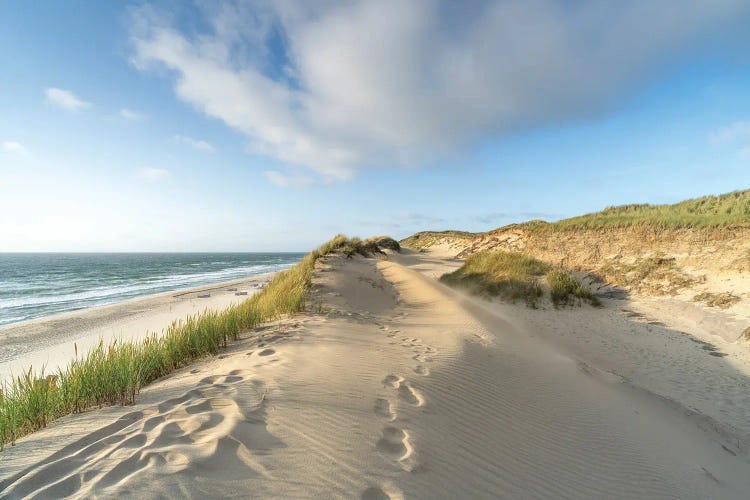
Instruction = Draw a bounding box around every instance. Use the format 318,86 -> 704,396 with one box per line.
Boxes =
364,236 -> 401,253
0,234 -> 387,449
440,251 -> 601,308
546,270 -> 601,308
337,236 -> 400,259
536,189 -> 750,230
400,230 -> 476,250
440,251 -> 548,307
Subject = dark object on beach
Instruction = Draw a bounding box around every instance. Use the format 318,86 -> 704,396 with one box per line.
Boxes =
197,294 -> 210,298
227,287 -> 237,292
235,291 -> 248,296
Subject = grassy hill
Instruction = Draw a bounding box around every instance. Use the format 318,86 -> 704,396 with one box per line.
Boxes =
400,230 -> 476,250
400,189 -> 750,301
400,190 -> 750,250
540,189 -> 750,230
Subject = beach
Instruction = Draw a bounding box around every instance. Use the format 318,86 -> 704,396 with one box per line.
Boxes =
1,248 -> 749,499
0,273 -> 275,384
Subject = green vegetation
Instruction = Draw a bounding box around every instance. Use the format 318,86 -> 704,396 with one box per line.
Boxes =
400,230 -> 476,250
546,270 -> 601,307
440,251 -> 548,307
365,235 -> 401,252
338,236 -> 401,258
0,234 -> 390,449
541,189 -> 750,230
400,190 -> 750,255
440,251 -> 601,308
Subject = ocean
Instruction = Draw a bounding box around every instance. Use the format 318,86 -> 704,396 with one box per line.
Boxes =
0,253 -> 305,327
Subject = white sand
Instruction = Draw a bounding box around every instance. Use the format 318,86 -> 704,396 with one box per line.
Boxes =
0,274 -> 274,383
1,251 -> 749,499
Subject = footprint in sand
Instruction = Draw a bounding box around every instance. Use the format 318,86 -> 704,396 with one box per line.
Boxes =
413,365 -> 429,376
397,383 -> 424,406
382,375 -> 424,406
412,353 -> 434,364
376,426 -> 413,462
258,348 -> 276,357
382,374 -> 403,388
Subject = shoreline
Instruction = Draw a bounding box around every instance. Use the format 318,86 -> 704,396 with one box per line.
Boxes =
0,271 -> 279,383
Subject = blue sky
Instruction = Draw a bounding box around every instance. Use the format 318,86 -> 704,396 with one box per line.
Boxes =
2,1 -> 750,252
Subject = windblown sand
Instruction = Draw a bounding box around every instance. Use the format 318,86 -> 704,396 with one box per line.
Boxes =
1,251 -> 749,499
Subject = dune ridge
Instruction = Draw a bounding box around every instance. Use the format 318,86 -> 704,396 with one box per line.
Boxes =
2,249 -> 749,498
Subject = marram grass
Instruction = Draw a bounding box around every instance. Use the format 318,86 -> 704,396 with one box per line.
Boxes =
440,251 -> 548,307
0,234 -> 397,449
440,251 -> 599,308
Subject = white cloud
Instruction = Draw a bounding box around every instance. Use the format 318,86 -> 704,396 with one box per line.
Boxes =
136,167 -> 170,181
263,170 -> 313,188
45,88 -> 92,111
173,134 -> 214,151
120,108 -> 147,121
130,1 -> 750,181
1,141 -> 27,155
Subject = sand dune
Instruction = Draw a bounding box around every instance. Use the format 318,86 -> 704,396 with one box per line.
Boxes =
2,251 -> 749,498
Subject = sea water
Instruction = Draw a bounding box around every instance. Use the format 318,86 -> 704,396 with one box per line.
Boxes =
0,253 -> 304,326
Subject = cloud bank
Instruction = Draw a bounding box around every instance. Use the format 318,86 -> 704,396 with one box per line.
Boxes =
130,1 -> 750,182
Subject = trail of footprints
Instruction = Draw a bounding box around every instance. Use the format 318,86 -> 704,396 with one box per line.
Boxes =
367,323 -> 437,497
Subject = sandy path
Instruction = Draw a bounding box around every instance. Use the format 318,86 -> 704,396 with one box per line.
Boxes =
1,252 -> 749,498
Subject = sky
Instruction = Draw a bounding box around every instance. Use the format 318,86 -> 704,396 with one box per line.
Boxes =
1,0 -> 750,252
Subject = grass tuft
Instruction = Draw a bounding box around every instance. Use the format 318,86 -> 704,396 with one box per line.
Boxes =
364,236 -> 401,253
0,234 -> 391,449
440,251 -> 548,307
546,270 -> 601,308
